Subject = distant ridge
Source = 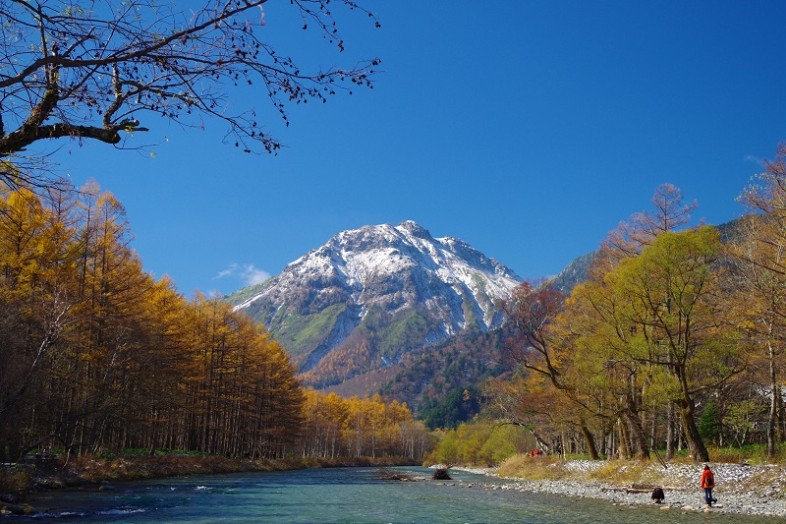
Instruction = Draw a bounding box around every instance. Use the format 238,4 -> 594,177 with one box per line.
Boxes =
547,252 -> 595,295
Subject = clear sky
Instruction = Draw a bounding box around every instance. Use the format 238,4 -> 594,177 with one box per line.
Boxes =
54,1 -> 786,297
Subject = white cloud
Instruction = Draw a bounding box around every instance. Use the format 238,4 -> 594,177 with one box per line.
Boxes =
216,267 -> 235,279
215,263 -> 271,287
242,265 -> 271,286
744,154 -> 765,167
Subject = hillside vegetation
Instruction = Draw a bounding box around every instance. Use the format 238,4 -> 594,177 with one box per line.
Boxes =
435,157 -> 786,470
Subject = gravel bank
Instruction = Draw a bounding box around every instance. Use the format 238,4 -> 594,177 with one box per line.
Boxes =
453,461 -> 786,518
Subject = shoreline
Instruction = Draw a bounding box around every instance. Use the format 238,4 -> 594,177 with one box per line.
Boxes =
0,454 -> 419,516
6,455 -> 786,518
452,460 -> 786,518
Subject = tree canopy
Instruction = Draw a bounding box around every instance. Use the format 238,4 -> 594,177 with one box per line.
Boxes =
490,182 -> 758,463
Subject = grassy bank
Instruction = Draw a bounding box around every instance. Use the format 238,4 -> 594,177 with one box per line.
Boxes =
497,454 -> 680,485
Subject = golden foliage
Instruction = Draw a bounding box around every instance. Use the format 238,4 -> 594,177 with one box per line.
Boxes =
299,390 -> 431,460
0,182 -> 302,461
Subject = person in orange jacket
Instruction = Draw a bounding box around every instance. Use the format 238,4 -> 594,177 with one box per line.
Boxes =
701,465 -> 716,506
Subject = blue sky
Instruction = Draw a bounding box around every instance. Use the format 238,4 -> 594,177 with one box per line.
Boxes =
55,1 -> 786,297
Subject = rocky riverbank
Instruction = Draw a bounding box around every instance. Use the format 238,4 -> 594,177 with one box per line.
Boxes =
454,458 -> 786,518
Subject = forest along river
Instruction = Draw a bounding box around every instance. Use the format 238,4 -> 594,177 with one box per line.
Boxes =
11,467 -> 784,523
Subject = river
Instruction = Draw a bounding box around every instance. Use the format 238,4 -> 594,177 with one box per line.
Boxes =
11,467 -> 782,523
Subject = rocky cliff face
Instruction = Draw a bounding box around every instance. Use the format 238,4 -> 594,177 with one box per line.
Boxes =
228,220 -> 520,388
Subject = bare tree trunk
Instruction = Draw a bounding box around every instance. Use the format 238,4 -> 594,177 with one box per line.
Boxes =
618,418 -> 631,459
665,404 -> 676,460
649,412 -> 656,454
678,401 -> 709,463
580,422 -> 600,460
768,341 -> 780,459
624,410 -> 651,459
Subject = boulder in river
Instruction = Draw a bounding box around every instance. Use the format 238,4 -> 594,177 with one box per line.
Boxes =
376,469 -> 414,481
432,467 -> 451,480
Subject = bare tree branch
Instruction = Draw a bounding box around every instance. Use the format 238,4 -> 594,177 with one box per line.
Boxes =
0,0 -> 380,186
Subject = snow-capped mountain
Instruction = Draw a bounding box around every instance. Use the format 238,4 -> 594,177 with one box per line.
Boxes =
228,220 -> 520,388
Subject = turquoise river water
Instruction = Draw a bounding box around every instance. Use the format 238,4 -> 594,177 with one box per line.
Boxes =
11,466 -> 783,523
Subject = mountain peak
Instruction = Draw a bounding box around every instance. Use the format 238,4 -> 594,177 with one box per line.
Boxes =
229,221 -> 520,389
396,220 -> 432,239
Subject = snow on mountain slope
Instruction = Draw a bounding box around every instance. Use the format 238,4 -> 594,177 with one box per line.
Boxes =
229,220 -> 520,388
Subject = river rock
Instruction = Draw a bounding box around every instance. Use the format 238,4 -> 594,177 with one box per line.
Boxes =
1,503 -> 35,515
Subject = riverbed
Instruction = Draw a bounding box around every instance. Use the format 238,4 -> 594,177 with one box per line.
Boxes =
10,467 -> 784,523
